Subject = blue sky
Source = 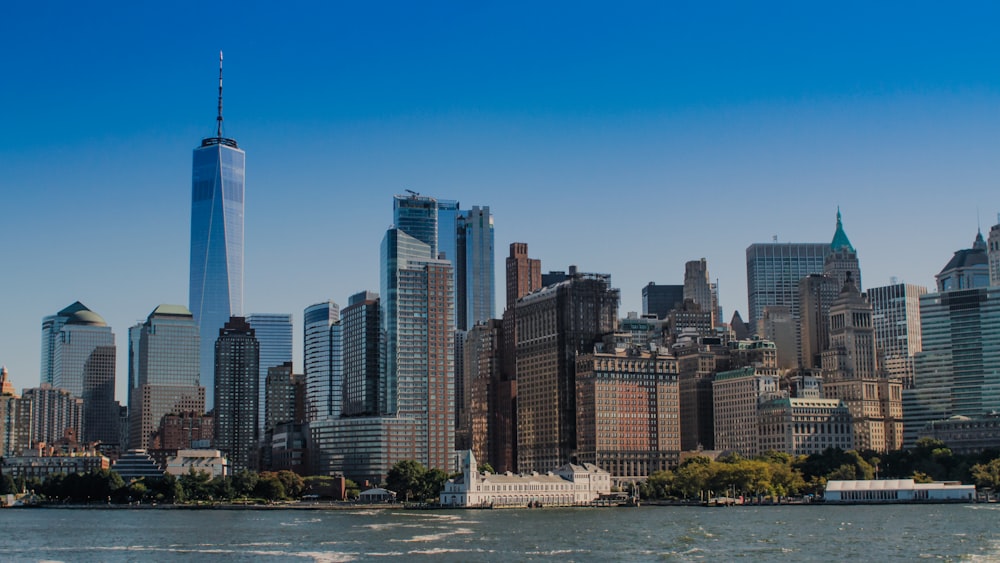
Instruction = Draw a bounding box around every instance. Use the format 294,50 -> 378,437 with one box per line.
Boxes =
3,2 -> 1000,402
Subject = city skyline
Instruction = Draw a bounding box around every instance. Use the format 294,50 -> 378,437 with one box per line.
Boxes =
4,3 -> 1000,403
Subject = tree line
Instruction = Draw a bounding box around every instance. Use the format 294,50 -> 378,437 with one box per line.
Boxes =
638,438 -> 1000,501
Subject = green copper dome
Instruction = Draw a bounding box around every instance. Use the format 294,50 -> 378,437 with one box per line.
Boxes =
830,208 -> 855,252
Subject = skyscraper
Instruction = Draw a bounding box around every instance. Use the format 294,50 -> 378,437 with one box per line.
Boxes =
393,193 -> 438,256
214,317 -> 259,472
40,301 -> 90,387
380,227 -> 455,470
129,305 -> 205,450
825,208 -> 862,291
746,242 -> 829,329
303,301 -> 340,422
904,234 -> 1000,446
341,291 -> 380,417
515,267 -> 619,472
42,302 -> 118,445
189,53 -> 245,408
684,258 -> 720,327
247,314 -> 293,432
456,205 -> 496,331
868,283 -> 927,388
989,218 -> 1000,287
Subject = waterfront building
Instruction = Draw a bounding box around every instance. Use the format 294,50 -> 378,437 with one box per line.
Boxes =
1,445 -> 109,480
868,283 -> 927,389
113,449 -> 164,480
515,267 -> 619,472
440,450 -> 612,508
165,449 -> 228,478
746,242 -> 829,329
824,479 -> 974,503
380,227 -> 454,471
22,384 -> 84,448
189,54 -> 245,407
340,292 -> 381,417
128,305 -> 205,451
213,317 -> 259,472
456,206 -> 495,330
41,303 -> 118,445
575,345 -> 680,480
684,259 -> 721,327
246,314 -> 293,433
821,276 -> 903,452
758,397 -> 853,455
307,416 -> 418,484
303,301 -> 340,422
712,366 -> 781,458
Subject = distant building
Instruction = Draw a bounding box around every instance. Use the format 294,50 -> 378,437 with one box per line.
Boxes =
461,320 -> 504,467
456,205 -> 496,330
756,306 -> 797,370
154,411 -> 214,450
341,292 -> 380,417
440,450 -> 612,508
213,317 -> 259,472
128,305 -> 205,451
713,366 -> 781,458
0,367 -> 31,456
922,415 -> 1000,455
642,282 -> 684,320
758,397 -> 853,456
676,336 -> 730,451
264,362 -> 301,432
989,220 -> 1000,287
575,345 -> 680,480
935,231 -> 990,291
746,242 -> 829,330
684,259 -> 721,327
22,384 -> 84,448
867,283 -> 927,389
1,447 -> 109,480
165,449 -> 228,478
303,301 -> 341,422
246,314 -> 293,433
113,449 -> 164,480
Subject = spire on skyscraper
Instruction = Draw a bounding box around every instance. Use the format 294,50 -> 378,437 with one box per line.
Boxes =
831,207 -> 855,252
217,50 -> 224,138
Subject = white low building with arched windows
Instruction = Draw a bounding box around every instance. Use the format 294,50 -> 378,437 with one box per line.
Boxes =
440,451 -> 611,508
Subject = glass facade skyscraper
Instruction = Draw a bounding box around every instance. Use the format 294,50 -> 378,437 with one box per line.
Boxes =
456,205 -> 495,331
303,301 -> 340,422
745,242 -> 829,329
247,313 -> 293,432
189,61 -> 245,408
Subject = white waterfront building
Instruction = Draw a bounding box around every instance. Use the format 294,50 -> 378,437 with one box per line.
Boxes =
824,479 -> 974,503
440,451 -> 611,508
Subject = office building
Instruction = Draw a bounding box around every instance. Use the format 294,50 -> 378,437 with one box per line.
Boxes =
824,208 -> 862,291
684,259 -> 721,327
515,267 -> 619,472
989,218 -> 1000,287
41,303 -> 118,445
756,306 -> 797,369
264,362 -> 302,431
341,292 -> 381,417
746,242 -> 829,329
868,283 -> 927,388
455,205 -> 496,330
712,366 -> 781,458
936,231 -> 990,291
642,283 -> 684,320
129,305 -> 205,451
246,314 -> 292,433
676,336 -> 730,451
393,193 -> 439,256
213,317 -> 259,472
758,397 -> 854,456
189,54 -> 245,407
303,301 -> 340,422
461,319 -> 504,468
575,345 -> 680,480
821,276 -> 903,452
798,274 -> 840,369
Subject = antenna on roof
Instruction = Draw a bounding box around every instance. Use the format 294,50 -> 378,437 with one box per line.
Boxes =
217,51 -> 224,138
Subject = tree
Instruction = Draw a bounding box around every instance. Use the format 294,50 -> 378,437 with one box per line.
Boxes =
479,462 -> 495,474
344,479 -> 361,499
971,459 -> 1000,491
386,460 -> 427,501
420,468 -> 449,500
255,473 -> 286,501
276,471 -> 305,499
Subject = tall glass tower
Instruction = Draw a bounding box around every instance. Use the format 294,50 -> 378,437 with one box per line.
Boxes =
247,313 -> 293,432
189,52 -> 245,407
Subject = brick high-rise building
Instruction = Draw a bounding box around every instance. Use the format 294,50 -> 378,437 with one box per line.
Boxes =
214,317 -> 260,472
515,267 -> 619,472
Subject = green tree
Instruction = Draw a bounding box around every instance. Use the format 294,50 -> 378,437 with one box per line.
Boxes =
254,473 -> 286,501
0,474 -> 18,495
276,471 -> 305,499
971,459 -> 1000,491
420,468 -> 449,500
344,479 -> 361,499
232,469 -> 259,498
386,460 -> 427,502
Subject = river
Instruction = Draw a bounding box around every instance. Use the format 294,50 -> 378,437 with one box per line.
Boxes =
1,504 -> 997,561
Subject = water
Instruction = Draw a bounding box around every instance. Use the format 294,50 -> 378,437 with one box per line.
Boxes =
1,504 -> 998,561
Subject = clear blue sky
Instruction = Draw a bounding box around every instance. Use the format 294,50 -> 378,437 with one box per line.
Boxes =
3,2 -> 999,403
